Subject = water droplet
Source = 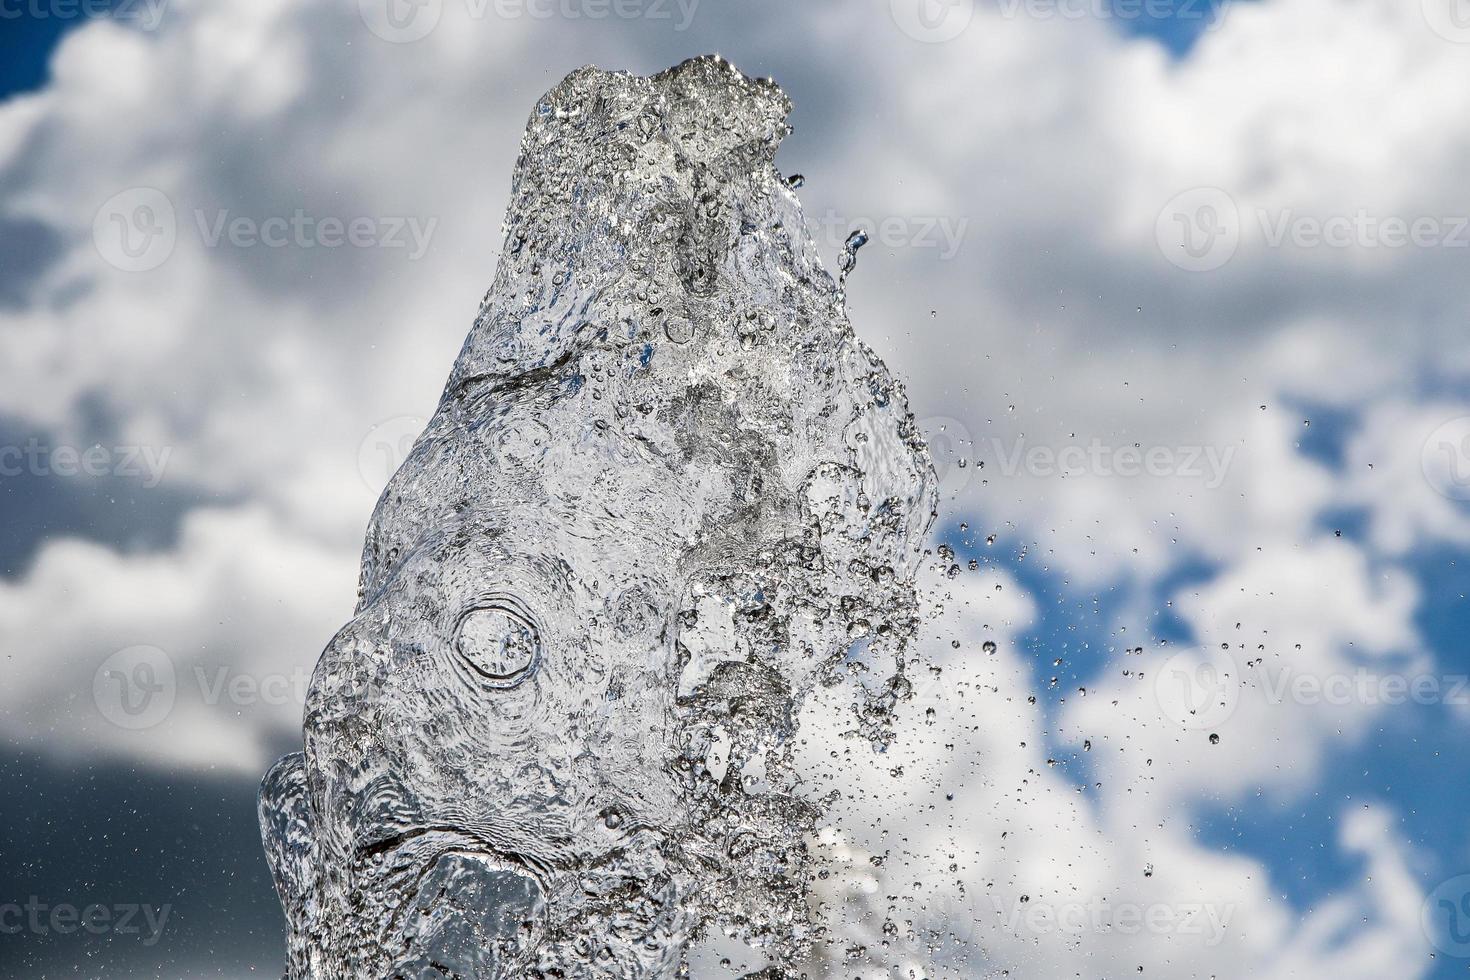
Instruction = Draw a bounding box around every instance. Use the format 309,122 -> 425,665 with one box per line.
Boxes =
838,229 -> 869,278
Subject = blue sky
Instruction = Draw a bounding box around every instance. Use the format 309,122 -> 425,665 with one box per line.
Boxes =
0,14 -> 73,98
988,514 -> 1470,960
0,0 -> 1240,100
3,0 -> 1469,977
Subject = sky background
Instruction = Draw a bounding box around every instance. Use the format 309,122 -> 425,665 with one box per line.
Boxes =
2,0 -> 1470,977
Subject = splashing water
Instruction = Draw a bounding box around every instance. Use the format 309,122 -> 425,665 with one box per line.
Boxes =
838,228 -> 869,282
259,56 -> 936,979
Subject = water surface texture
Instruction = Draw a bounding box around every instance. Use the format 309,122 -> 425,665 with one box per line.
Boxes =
260,55 -> 936,979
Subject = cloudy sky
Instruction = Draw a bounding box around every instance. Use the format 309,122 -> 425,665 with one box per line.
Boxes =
2,0 -> 1469,976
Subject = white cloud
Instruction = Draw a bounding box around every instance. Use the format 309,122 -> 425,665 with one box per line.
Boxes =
1061,537 -> 1423,818
0,505 -> 354,774
1340,398 -> 1470,555
775,572 -> 1431,978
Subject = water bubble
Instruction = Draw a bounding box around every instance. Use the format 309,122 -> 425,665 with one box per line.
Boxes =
663,315 -> 697,344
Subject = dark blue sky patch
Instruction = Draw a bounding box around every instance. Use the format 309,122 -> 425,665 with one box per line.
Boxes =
1287,400 -> 1357,471
1106,0 -> 1242,56
1413,545 -> 1470,675
0,0 -> 140,101
0,417 -> 227,578
1194,701 -> 1468,980
0,748 -> 286,978
0,7 -> 73,100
